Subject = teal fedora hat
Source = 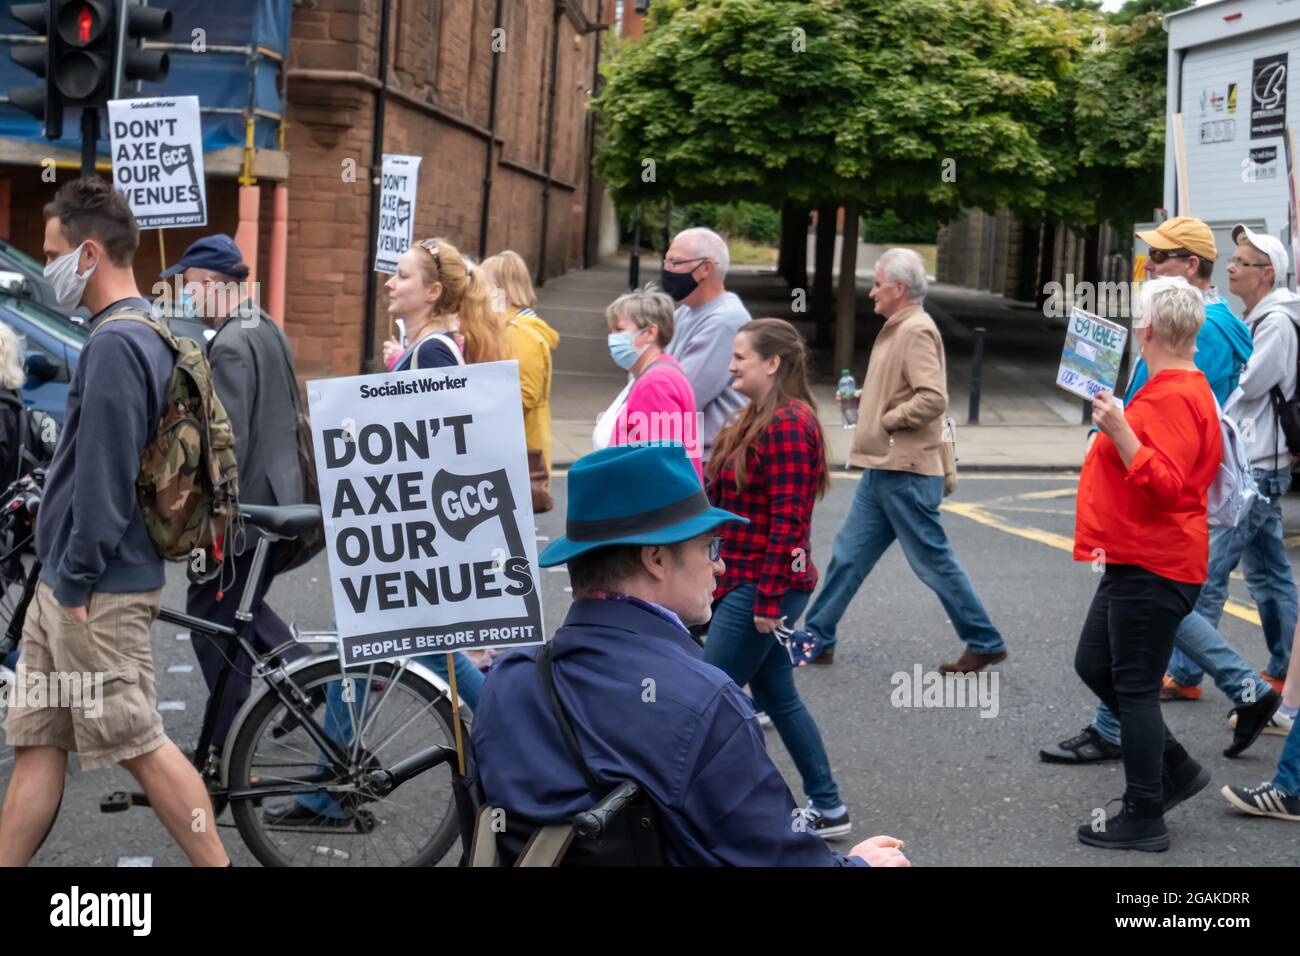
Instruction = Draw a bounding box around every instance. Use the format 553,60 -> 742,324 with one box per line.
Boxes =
539,444 -> 747,567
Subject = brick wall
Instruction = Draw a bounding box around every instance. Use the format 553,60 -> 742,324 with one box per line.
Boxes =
0,0 -> 601,381
284,0 -> 601,377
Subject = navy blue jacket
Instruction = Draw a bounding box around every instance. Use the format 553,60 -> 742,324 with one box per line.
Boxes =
37,297 -> 171,606
471,598 -> 864,866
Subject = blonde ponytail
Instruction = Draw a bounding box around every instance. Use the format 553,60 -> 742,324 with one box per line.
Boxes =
459,264 -> 514,363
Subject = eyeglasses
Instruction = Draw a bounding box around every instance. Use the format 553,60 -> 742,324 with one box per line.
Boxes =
1229,256 -> 1271,269
1147,249 -> 1195,264
417,238 -> 443,277
708,535 -> 723,561
663,255 -> 709,270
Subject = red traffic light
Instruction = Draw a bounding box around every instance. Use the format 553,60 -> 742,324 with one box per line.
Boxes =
55,0 -> 107,48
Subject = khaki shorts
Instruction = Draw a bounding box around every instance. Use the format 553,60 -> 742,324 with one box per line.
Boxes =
3,582 -> 166,770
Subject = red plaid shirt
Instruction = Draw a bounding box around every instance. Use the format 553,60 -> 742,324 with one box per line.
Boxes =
708,401 -> 823,618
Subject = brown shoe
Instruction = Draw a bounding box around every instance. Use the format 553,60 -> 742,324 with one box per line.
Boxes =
938,648 -> 1008,673
809,650 -> 834,666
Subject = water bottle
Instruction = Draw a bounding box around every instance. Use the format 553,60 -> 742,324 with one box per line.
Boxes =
837,369 -> 858,429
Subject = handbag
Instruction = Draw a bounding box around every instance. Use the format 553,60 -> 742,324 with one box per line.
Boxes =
940,416 -> 958,498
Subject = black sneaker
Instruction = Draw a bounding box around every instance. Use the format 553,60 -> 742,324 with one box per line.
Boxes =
1224,689 -> 1282,758
261,800 -> 355,829
1039,725 -> 1122,764
1221,782 -> 1300,822
799,802 -> 852,839
1162,756 -> 1210,813
1076,797 -> 1169,852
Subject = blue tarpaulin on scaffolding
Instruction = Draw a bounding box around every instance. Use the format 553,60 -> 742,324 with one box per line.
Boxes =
0,0 -> 290,157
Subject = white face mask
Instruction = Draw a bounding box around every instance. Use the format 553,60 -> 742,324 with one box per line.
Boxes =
43,241 -> 96,311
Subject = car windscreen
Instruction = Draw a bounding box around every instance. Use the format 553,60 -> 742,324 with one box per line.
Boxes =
0,241 -> 44,275
0,294 -> 89,349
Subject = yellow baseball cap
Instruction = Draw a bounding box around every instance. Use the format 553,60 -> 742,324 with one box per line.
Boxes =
1135,217 -> 1217,262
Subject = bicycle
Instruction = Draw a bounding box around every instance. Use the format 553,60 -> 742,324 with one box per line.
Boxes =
0,471 -> 469,866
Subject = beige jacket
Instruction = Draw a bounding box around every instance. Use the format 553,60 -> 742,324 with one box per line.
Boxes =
848,303 -> 948,476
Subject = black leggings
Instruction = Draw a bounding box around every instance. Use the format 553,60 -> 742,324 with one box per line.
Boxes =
1074,564 -> 1200,806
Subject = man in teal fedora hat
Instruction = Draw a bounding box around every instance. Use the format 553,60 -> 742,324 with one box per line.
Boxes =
471,443 -> 909,866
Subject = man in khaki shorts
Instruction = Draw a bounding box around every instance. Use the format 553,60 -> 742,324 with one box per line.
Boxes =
0,178 -> 228,866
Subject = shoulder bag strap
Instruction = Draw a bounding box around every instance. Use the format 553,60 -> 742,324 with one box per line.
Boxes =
536,642 -> 601,793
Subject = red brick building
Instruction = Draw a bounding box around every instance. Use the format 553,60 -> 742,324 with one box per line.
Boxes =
0,0 -> 606,379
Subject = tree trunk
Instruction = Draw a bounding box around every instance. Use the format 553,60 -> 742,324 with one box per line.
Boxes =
813,204 -> 837,348
1035,220 -> 1057,310
778,202 -> 810,290
833,200 -> 860,376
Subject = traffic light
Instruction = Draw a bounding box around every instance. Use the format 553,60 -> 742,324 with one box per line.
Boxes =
116,0 -> 171,97
8,3 -> 60,138
48,1 -> 115,109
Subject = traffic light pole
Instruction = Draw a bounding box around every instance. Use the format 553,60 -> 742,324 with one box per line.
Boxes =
81,107 -> 99,178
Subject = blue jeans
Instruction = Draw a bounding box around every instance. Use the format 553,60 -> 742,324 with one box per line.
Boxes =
1168,469 -> 1296,686
704,584 -> 840,810
1273,709 -> 1300,796
1091,609 -> 1267,745
296,651 -> 484,817
804,469 -> 1004,655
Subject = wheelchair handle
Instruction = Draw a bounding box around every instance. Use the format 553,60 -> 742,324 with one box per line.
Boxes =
573,779 -> 642,839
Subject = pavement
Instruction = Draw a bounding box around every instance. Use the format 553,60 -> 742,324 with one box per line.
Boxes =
11,471 -> 1299,867
539,253 -> 1094,471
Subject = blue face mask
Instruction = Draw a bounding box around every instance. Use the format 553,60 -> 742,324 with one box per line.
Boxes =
608,330 -> 645,370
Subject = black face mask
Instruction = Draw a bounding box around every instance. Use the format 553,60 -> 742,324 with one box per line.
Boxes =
660,265 -> 701,302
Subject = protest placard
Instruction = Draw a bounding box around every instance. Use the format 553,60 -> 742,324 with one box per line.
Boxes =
1057,307 -> 1128,400
373,154 -> 422,274
307,360 -> 545,667
108,96 -> 207,228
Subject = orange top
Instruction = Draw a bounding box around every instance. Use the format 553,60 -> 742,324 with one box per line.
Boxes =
1073,369 -> 1222,584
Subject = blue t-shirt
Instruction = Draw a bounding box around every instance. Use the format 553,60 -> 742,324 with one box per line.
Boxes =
1123,295 -> 1253,406
396,334 -> 459,371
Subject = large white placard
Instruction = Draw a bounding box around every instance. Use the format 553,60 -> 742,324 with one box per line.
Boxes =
307,360 -> 545,666
108,96 -> 207,228
373,154 -> 422,274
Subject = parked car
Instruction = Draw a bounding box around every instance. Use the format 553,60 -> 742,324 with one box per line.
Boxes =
0,292 -> 87,424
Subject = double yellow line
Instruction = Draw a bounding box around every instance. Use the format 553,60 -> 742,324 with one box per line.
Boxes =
940,498 -> 1262,627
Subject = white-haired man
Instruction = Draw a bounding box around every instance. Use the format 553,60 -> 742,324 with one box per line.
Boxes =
788,248 -> 1007,672
660,227 -> 751,462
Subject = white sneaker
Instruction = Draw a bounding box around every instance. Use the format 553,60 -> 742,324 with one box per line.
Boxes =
755,710 -> 773,729
1228,707 -> 1295,736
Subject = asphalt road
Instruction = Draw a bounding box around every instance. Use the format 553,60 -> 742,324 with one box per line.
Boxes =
5,471 -> 1299,867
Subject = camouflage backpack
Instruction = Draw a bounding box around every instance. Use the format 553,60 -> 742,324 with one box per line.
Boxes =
93,311 -> 240,565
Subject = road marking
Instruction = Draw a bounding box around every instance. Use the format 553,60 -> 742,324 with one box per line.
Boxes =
941,500 -> 1262,626
546,567 -> 568,573
1015,487 -> 1078,500
116,856 -> 153,867
166,664 -> 194,674
175,631 -> 190,641
157,701 -> 186,712
536,534 -> 551,541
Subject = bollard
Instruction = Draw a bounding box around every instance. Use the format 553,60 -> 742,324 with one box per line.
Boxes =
968,327 -> 986,425
629,204 -> 642,290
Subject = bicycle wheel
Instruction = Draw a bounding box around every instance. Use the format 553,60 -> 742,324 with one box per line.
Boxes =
227,657 -> 462,867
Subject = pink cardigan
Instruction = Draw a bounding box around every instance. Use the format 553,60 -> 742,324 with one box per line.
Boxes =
612,354 -> 704,483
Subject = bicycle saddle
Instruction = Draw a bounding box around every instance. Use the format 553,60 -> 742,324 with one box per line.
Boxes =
239,503 -> 323,539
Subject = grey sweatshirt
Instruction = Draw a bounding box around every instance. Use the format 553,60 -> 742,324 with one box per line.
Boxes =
666,290 -> 752,460
1233,288 -> 1300,471
37,297 -> 172,606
